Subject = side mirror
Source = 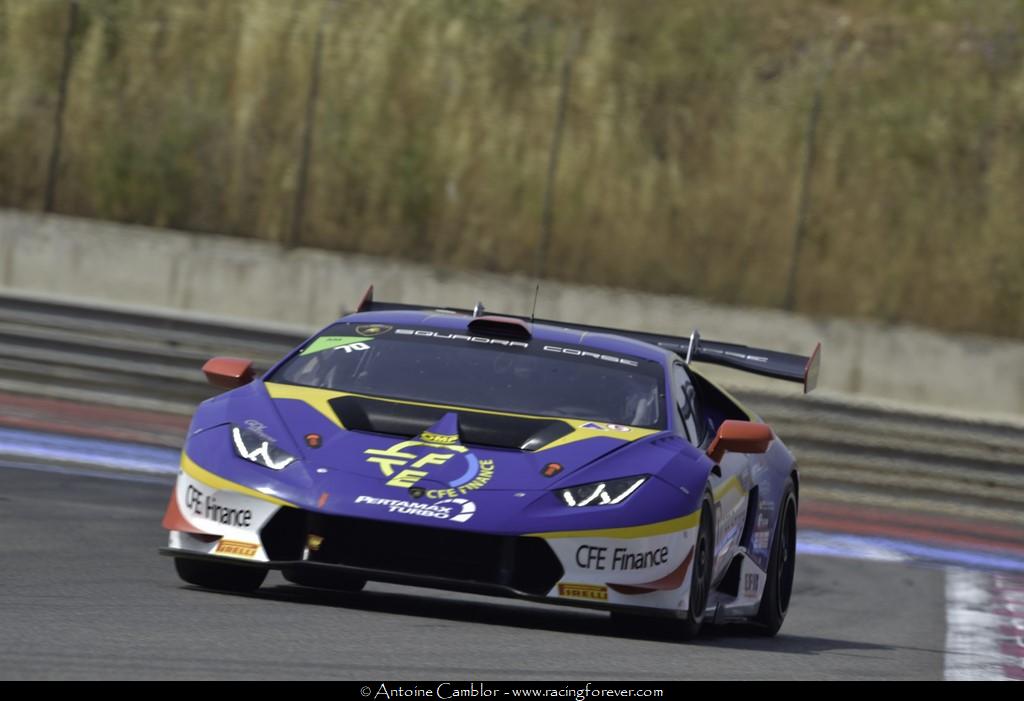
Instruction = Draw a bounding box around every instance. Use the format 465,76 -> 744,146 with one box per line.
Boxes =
706,420 -> 773,463
202,357 -> 255,389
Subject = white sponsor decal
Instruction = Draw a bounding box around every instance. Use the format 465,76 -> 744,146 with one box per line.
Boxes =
174,473 -> 279,536
184,483 -> 253,527
354,495 -> 476,523
541,345 -> 639,367
545,528 -> 693,587
575,544 -> 669,571
581,422 -> 633,433
395,329 -> 528,349
704,348 -> 769,364
170,472 -> 280,562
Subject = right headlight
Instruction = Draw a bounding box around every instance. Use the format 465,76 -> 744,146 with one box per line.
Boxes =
231,425 -> 296,471
559,475 -> 648,507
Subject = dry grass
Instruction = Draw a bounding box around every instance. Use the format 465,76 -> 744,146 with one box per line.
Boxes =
1,0 -> 1022,336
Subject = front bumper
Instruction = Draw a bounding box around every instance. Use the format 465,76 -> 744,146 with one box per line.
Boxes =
158,546 -> 686,618
163,460 -> 700,615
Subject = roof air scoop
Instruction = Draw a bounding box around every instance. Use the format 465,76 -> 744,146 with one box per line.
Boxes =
356,284 -> 374,312
467,315 -> 532,341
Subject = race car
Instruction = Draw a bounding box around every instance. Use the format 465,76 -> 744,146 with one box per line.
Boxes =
160,287 -> 821,638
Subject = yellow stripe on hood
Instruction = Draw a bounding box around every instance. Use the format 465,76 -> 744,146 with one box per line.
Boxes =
264,382 -> 658,450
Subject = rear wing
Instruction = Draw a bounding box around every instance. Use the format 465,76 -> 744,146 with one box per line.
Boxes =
674,331 -> 821,394
355,286 -> 822,393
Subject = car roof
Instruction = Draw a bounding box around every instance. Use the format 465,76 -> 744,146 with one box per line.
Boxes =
339,309 -> 674,367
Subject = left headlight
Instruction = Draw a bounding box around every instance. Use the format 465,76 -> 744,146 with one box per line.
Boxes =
231,425 -> 296,470
559,475 -> 648,507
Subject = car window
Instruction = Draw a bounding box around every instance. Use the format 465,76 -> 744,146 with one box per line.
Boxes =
269,323 -> 667,429
672,363 -> 705,447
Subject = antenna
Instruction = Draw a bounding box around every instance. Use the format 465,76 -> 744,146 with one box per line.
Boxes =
685,329 -> 700,365
530,283 -> 540,323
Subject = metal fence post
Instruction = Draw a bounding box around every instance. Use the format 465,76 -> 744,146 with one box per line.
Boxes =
44,0 -> 79,212
535,25 -> 580,280
784,51 -> 833,311
288,1 -> 337,249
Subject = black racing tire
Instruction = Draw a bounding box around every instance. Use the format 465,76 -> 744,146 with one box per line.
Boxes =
281,567 -> 367,592
676,493 -> 716,640
174,557 -> 267,592
610,493 -> 715,640
754,478 -> 797,635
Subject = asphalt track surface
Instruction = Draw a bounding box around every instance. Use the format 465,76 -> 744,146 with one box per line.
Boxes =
0,466 -> 948,680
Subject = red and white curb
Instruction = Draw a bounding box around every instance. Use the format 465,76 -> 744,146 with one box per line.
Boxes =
945,568 -> 1024,681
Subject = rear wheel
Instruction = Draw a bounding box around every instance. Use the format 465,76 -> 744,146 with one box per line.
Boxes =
754,479 -> 797,635
174,557 -> 267,592
281,567 -> 366,592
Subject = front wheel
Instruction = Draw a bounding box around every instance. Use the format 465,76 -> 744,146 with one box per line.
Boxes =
174,557 -> 267,592
676,494 -> 715,640
754,478 -> 797,635
610,494 -> 715,640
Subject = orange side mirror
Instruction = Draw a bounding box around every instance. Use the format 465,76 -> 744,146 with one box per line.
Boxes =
202,357 -> 255,390
706,420 -> 773,463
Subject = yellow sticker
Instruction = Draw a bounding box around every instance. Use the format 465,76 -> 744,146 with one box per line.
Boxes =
215,540 -> 259,558
558,583 -> 608,601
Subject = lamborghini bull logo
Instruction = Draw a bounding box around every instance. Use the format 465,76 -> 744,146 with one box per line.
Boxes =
364,440 -> 494,498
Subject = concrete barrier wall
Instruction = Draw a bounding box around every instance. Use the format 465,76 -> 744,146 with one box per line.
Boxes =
2,208 -> 1021,417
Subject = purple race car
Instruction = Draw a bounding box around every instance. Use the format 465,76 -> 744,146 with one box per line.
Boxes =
161,287 -> 821,637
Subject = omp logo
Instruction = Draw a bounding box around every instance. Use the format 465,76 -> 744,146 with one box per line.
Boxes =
354,495 -> 476,523
215,540 -> 259,558
364,440 -> 494,499
558,583 -> 608,601
420,431 -> 458,445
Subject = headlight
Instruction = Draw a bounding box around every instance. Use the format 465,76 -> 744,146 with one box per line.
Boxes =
231,426 -> 295,470
559,476 -> 647,507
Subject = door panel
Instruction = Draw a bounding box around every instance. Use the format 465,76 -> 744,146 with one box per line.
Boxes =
710,452 -> 752,578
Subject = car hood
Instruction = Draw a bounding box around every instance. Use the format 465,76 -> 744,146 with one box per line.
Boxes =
264,381 -> 660,492
186,381 -> 711,534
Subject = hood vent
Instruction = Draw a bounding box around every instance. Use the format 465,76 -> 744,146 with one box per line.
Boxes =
329,395 -> 573,451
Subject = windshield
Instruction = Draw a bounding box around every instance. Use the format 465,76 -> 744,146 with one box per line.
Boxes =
268,323 -> 666,429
